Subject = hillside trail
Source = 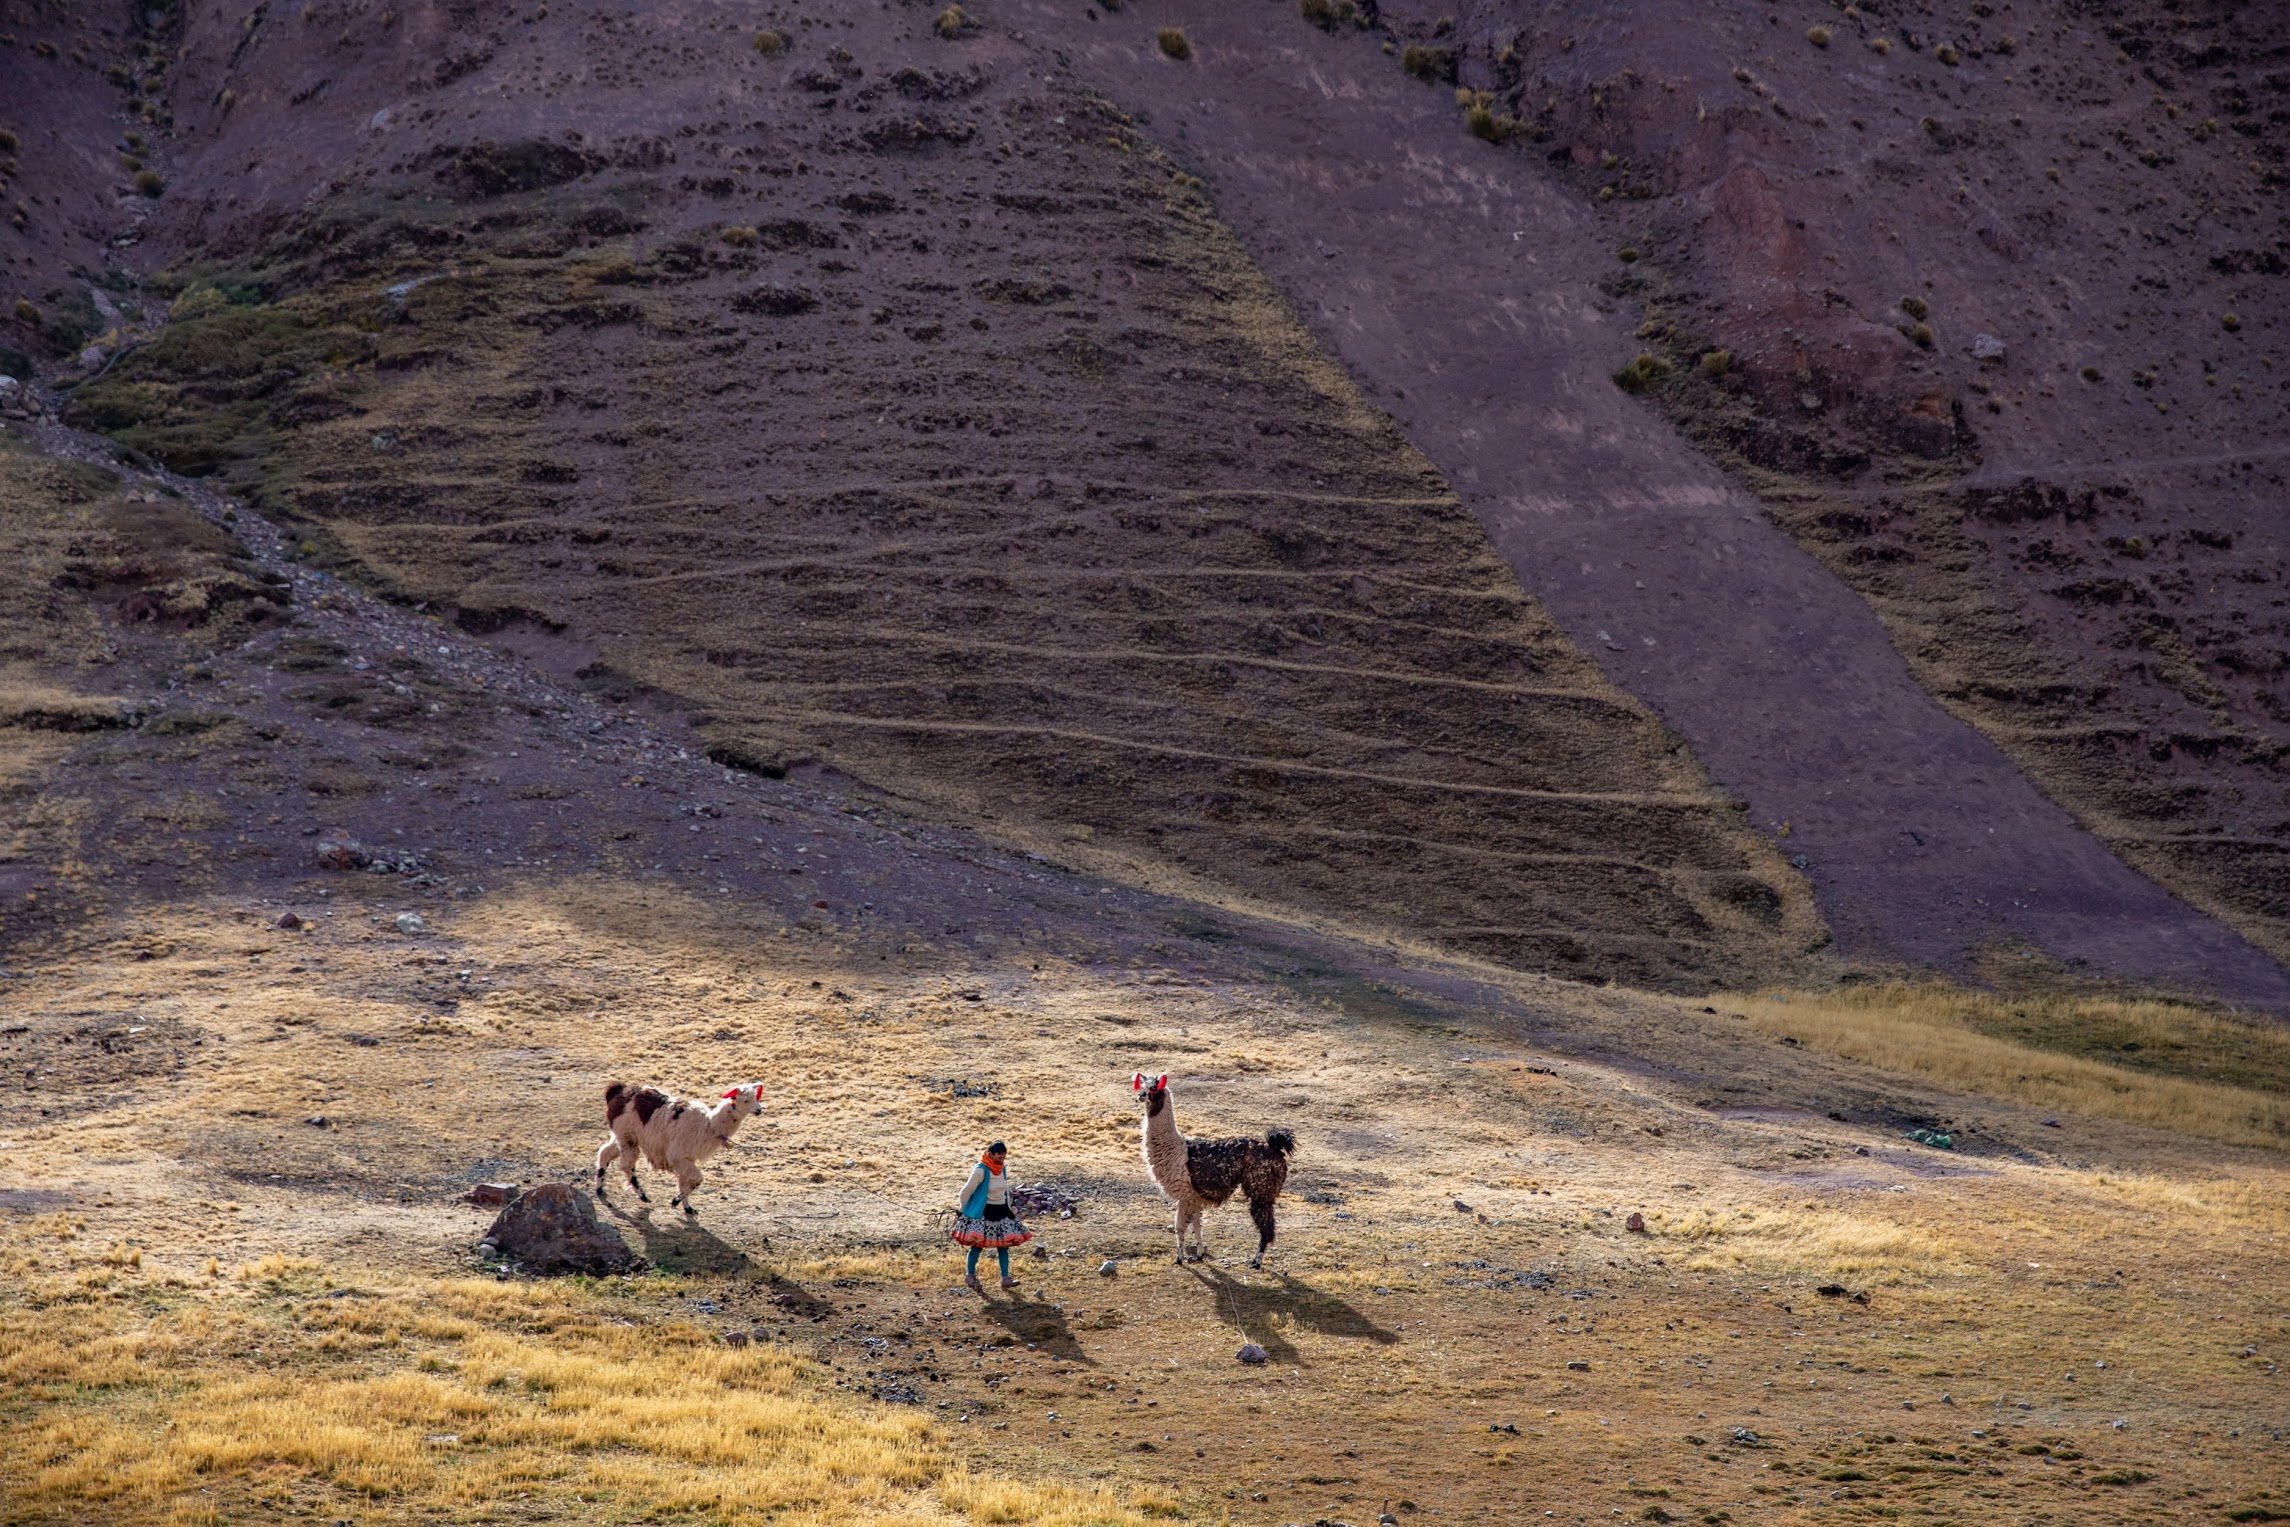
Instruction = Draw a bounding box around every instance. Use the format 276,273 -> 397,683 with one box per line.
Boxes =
1017,1 -> 2290,1008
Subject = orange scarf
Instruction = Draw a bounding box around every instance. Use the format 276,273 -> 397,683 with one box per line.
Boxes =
982,1153 -> 1005,1174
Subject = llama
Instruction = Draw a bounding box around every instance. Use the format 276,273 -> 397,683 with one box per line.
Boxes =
1134,1072 -> 1295,1267
595,1080 -> 762,1213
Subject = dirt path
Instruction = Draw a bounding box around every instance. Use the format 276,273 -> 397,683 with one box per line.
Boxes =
1007,1 -> 2290,1007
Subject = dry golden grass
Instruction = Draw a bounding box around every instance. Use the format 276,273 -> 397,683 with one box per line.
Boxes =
1728,982 -> 2290,1148
1,1237 -> 1170,1526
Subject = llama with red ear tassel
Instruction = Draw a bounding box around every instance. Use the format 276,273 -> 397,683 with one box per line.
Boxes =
596,1081 -> 763,1214
1134,1072 -> 1296,1266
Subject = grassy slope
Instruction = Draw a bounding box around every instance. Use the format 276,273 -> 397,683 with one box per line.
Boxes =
3,877 -> 2287,1525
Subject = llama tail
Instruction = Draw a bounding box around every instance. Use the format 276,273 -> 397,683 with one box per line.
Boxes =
604,1081 -> 631,1123
1264,1127 -> 1296,1158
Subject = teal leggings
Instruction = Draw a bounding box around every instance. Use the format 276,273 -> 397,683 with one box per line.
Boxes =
966,1245 -> 1010,1279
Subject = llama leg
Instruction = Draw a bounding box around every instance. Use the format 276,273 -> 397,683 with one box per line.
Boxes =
1247,1195 -> 1277,1269
625,1139 -> 650,1202
1172,1203 -> 1188,1264
671,1163 -> 702,1213
595,1137 -> 620,1196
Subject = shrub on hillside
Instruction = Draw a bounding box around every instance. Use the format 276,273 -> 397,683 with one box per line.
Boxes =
1157,27 -> 1191,59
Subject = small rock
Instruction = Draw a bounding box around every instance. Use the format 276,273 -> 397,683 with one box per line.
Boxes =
464,1183 -> 521,1207
1236,1342 -> 1268,1365
275,911 -> 303,930
305,1115 -> 330,1128
315,837 -> 370,871
1729,1427 -> 1762,1447
723,1330 -> 750,1348
1566,1359 -> 1591,1372
1098,1259 -> 1119,1277
424,1433 -> 459,1446
1452,1199 -> 1473,1214
1625,1211 -> 1647,1234
476,1239 -> 499,1256
2041,1118 -> 2061,1128
1972,333 -> 2007,361
395,911 -> 427,934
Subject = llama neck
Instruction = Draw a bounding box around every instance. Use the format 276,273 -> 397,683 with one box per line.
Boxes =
704,1099 -> 747,1139
1142,1096 -> 1189,1192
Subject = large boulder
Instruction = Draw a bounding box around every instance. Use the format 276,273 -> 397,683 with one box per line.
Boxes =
481,1183 -> 640,1276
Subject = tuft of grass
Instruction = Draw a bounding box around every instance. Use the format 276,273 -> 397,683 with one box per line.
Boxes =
1908,322 -> 1934,348
1401,43 -> 1453,82
1807,24 -> 1831,47
1155,26 -> 1191,60
1699,348 -> 1732,378
1618,246 -> 1640,264
721,225 -> 758,247
133,169 -> 164,197
0,128 -> 17,153
1611,353 -> 1669,394
1869,35 -> 1892,53
934,4 -> 964,39
1935,43 -> 1959,65
2081,364 -> 2103,382
1299,0 -> 1365,30
2222,313 -> 2241,332
1898,295 -> 1928,321
751,27 -> 785,55
1725,983 -> 2290,1150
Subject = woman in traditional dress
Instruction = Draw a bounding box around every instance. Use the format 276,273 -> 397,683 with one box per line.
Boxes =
951,1140 -> 1031,1293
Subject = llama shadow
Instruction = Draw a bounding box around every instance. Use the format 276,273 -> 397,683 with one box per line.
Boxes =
1184,1264 -> 1399,1364
973,1289 -> 1094,1365
601,1200 -> 755,1277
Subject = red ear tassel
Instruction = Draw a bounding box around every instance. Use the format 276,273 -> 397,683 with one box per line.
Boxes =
1156,1073 -> 1168,1089
1131,1073 -> 1144,1091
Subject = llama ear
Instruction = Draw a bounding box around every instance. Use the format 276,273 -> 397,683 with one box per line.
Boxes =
723,1088 -> 740,1100
1156,1073 -> 1168,1090
1131,1073 -> 1144,1091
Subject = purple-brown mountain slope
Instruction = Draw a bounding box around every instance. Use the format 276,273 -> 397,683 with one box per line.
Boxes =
1015,0 -> 2289,1003
2,0 -> 2285,1005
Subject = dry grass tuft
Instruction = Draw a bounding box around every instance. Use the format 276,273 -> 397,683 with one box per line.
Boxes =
1155,27 -> 1191,61
1727,983 -> 2290,1149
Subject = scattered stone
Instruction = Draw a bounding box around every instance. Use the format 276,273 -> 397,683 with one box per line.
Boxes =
305,1115 -> 330,1128
1972,333 -> 2007,362
1625,1211 -> 1647,1233
315,837 -> 371,870
2041,1118 -> 2061,1128
395,911 -> 427,934
464,1183 -> 521,1207
1452,1199 -> 1473,1214
1098,1258 -> 1119,1277
275,911 -> 304,930
1728,1427 -> 1762,1447
424,1433 -> 459,1446
1236,1342 -> 1268,1365
1566,1359 -> 1591,1372
481,1182 -> 641,1276
723,1330 -> 750,1348
1009,1181 -> 1080,1216
1487,1421 -> 1518,1434
476,1239 -> 499,1256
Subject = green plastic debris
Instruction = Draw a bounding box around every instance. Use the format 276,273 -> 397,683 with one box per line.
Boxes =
1905,1128 -> 1954,1150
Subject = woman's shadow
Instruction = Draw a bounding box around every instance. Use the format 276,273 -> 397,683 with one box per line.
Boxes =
1184,1264 -> 1399,1364
972,1283 -> 1095,1365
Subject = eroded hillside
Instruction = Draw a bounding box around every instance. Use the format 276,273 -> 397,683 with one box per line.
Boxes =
37,0 -> 1823,991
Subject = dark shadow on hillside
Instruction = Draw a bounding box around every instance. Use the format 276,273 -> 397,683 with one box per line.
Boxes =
973,1287 -> 1092,1365
601,1200 -> 755,1276
1184,1264 -> 1399,1364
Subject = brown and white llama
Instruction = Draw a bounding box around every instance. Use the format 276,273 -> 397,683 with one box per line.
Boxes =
595,1080 -> 762,1213
1134,1072 -> 1296,1267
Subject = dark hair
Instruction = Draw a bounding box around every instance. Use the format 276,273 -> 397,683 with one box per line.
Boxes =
987,1141 -> 1007,1156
